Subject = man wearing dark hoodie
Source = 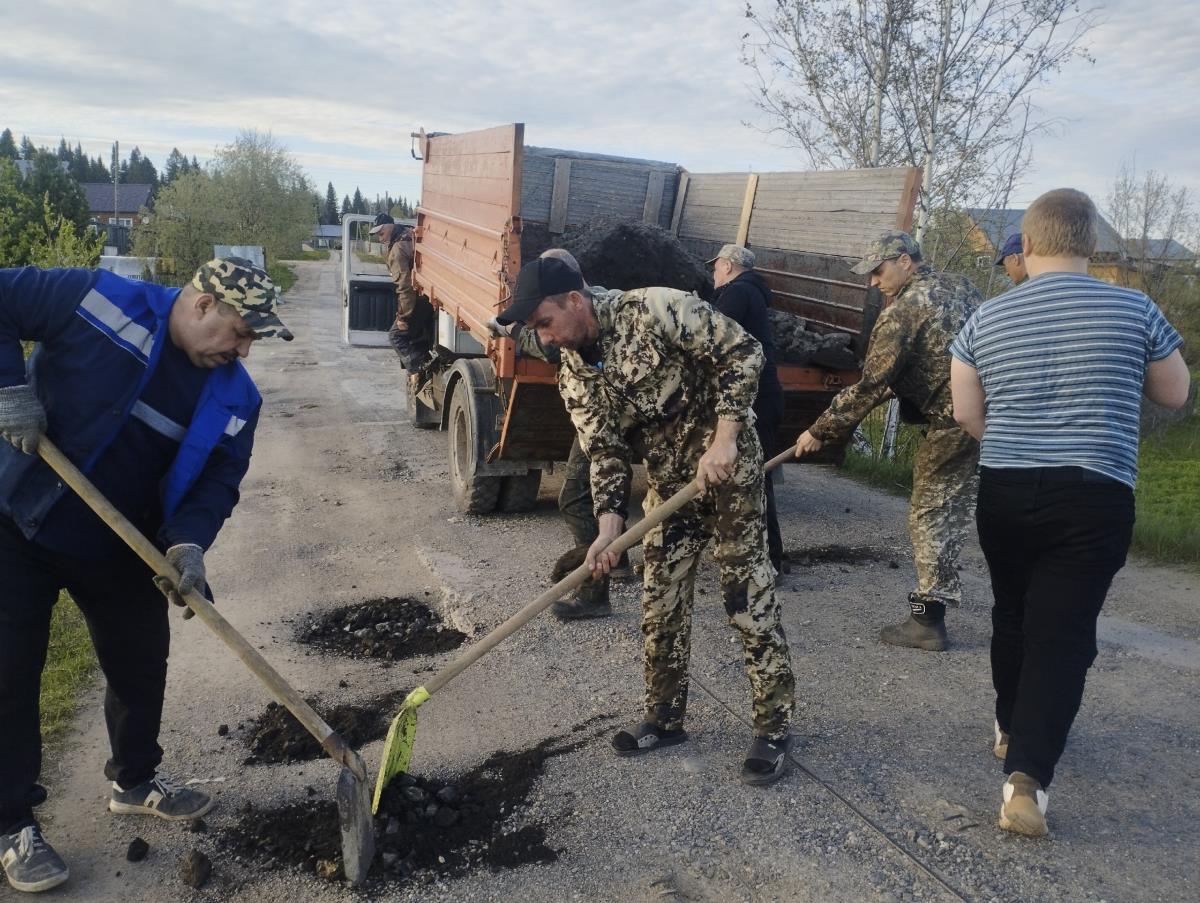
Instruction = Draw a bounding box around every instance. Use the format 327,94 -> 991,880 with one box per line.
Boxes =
709,245 -> 786,575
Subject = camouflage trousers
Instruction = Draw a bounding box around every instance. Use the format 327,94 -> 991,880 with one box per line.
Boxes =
639,425 -> 794,739
908,427 -> 980,607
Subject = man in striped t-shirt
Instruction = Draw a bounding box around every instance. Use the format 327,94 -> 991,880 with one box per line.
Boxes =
950,188 -> 1190,838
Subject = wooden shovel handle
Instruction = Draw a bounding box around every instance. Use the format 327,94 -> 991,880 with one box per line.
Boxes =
422,446 -> 797,698
35,437 -> 366,783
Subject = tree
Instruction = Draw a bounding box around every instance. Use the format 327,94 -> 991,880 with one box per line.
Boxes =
24,151 -> 88,232
121,146 -> 158,188
0,129 -> 17,160
0,160 -> 41,266
742,0 -> 1096,238
351,187 -> 366,215
136,131 -> 317,277
323,182 -> 339,225
19,136 -> 35,160
341,194 -> 351,216
27,195 -> 105,268
1105,161 -> 1199,365
163,148 -> 188,185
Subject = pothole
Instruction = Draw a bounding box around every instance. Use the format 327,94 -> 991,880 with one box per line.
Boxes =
242,692 -> 406,765
222,720 -> 610,885
787,545 -> 898,567
297,597 -> 467,660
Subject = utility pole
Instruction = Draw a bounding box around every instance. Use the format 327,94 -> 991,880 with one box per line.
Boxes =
111,140 -> 119,251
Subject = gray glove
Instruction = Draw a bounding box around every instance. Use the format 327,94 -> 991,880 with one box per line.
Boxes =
160,543 -> 209,620
485,316 -> 519,338
0,384 -> 46,455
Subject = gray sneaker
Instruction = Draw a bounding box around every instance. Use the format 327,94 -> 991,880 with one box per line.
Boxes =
1,824 -> 69,893
109,773 -> 214,821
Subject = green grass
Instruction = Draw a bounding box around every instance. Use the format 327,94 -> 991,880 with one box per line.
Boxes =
39,593 -> 97,747
355,252 -> 386,265
279,248 -> 330,261
267,262 -> 297,294
839,405 -> 1200,569
1133,414 -> 1200,567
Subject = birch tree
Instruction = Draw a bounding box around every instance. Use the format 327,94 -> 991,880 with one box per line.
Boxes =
742,0 -> 1096,239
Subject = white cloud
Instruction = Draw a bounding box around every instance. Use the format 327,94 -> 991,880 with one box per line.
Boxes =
2,0 -> 1195,226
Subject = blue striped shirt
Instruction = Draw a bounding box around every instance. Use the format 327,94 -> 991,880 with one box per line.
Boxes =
950,273 -> 1183,487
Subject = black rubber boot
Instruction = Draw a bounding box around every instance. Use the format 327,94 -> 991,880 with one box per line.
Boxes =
880,597 -> 948,651
551,577 -> 611,620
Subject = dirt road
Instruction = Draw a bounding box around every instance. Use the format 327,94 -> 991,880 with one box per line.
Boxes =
24,258 -> 1199,902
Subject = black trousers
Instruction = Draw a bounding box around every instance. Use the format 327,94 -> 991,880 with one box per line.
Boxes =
0,519 -> 170,831
976,466 -> 1134,788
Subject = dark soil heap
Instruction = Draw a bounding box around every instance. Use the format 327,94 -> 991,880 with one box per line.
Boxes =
297,597 -> 466,660
244,693 -> 405,765
222,731 -> 594,885
558,217 -> 712,296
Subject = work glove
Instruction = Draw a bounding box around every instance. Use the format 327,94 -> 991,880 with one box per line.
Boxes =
0,384 -> 47,455
156,543 -> 210,620
485,316 -> 519,338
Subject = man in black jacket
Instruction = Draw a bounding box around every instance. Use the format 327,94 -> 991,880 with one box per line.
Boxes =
709,245 -> 786,574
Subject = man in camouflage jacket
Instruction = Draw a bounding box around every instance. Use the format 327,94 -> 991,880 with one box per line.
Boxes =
498,256 -> 796,785
369,214 -> 433,389
795,231 -> 982,652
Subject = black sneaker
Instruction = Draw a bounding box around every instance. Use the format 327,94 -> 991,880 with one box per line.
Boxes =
1,823 -> 69,893
109,773 -> 214,821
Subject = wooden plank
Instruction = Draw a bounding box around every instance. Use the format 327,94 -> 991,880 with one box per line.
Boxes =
669,171 -> 690,235
426,123 -> 522,157
736,173 -> 759,247
895,166 -> 922,232
549,158 -> 571,234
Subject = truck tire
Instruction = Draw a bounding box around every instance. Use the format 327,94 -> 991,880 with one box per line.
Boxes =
448,379 -> 501,514
498,470 -> 542,512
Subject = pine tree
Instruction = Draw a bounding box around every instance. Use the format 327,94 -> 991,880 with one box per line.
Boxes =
0,129 -> 17,160
87,155 -> 110,181
163,148 -> 186,184
19,136 -> 35,160
351,187 -> 365,214
341,194 -> 351,216
56,138 -> 70,161
323,182 -> 339,225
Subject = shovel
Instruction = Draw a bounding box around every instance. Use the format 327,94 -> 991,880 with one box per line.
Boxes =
35,437 -> 376,885
373,446 -> 797,811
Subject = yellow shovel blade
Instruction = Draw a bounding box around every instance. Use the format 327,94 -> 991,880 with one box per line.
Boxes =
372,686 -> 430,814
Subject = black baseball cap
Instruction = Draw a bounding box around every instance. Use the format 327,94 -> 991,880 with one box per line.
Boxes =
994,233 -> 1023,265
368,212 -> 395,235
497,257 -> 585,324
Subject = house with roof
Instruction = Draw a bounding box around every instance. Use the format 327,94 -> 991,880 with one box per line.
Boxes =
963,208 -> 1194,287
312,224 -> 342,249
80,182 -> 154,230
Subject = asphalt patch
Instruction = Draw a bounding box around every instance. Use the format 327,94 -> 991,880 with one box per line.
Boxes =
243,692 -> 406,765
297,596 -> 466,660
222,720 -> 610,886
788,545 -> 893,567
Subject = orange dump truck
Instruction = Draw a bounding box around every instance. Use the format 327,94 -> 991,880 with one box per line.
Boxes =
406,123 -> 920,514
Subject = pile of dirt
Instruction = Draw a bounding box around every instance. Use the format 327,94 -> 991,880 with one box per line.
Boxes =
297,597 -> 466,660
243,693 -> 405,765
558,217 -> 711,296
223,728 -> 599,885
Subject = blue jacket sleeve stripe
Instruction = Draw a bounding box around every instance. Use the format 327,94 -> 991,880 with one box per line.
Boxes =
77,288 -> 155,361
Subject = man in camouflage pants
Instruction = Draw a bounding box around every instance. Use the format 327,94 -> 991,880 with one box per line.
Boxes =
795,232 -> 982,652
498,256 -> 796,785
369,213 -> 434,391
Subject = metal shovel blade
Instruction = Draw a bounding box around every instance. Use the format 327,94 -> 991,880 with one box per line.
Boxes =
337,750 -> 376,886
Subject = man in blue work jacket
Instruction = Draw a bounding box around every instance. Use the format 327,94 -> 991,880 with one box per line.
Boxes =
0,257 -> 292,894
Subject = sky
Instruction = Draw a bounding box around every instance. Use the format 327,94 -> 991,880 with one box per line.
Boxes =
3,0 -> 1197,222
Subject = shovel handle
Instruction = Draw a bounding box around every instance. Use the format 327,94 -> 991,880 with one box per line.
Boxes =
421,446 -> 797,699
35,437 -> 366,783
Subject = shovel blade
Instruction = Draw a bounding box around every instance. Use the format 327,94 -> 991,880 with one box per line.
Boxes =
337,755 -> 376,886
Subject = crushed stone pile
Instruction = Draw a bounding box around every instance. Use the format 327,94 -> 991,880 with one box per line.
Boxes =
769,309 -> 857,366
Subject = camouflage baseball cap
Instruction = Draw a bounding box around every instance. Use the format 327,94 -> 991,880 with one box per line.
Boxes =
849,231 -> 921,275
707,243 -> 756,268
191,257 -> 293,341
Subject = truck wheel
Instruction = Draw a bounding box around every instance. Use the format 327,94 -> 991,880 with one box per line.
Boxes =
498,470 -> 542,512
448,380 -> 501,514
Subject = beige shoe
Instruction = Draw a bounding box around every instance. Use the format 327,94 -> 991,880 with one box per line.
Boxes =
999,772 -> 1048,836
993,720 -> 1009,760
